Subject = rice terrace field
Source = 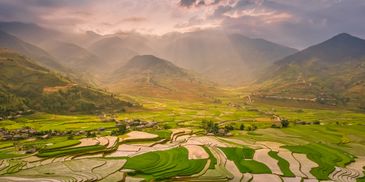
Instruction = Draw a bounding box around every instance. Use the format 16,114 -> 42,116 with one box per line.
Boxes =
1,1 -> 365,181
0,94 -> 364,182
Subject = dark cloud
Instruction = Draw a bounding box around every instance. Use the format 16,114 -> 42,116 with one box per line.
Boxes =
179,0 -> 198,7
178,0 -> 224,8
0,0 -> 364,48
209,0 -> 365,49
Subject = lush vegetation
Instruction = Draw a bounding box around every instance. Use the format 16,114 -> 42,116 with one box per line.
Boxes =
0,50 -> 132,116
220,147 -> 271,174
202,146 -> 217,169
124,147 -> 207,180
43,140 -> 81,150
37,144 -> 106,157
284,143 -> 354,180
268,151 -> 295,177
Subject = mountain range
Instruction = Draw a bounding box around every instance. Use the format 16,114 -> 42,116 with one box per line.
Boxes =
1,21 -> 365,110
256,33 -> 365,108
0,22 -> 297,85
0,49 -> 131,115
105,55 -> 218,100
0,30 -> 66,72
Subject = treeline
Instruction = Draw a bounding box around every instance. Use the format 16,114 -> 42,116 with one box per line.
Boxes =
0,90 -> 27,117
35,87 -> 132,114
201,120 -> 258,136
0,86 -> 132,116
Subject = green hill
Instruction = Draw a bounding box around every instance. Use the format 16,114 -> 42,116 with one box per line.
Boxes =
105,55 -> 219,100
256,33 -> 365,109
0,49 -> 132,116
0,30 -> 68,73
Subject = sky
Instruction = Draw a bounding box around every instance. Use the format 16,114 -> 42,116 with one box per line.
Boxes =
0,0 -> 364,49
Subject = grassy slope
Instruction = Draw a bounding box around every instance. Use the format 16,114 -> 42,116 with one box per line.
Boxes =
43,140 -> 81,150
220,147 -> 271,174
37,145 -> 106,158
284,143 -> 354,180
268,151 -> 295,177
124,147 -> 207,180
202,146 -> 217,169
0,49 -> 131,115
106,55 -> 220,101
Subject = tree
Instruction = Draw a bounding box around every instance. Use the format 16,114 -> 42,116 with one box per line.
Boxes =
224,125 -> 234,131
239,124 -> 245,130
117,123 -> 127,134
281,119 -> 289,128
111,130 -> 118,136
212,123 -> 219,134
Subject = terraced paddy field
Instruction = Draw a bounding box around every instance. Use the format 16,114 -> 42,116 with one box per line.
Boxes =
0,96 -> 364,181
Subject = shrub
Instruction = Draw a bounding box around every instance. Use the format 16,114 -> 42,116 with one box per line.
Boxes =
239,124 -> 245,130
281,119 -> 289,128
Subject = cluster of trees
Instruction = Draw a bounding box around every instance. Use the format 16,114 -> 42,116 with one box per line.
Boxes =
238,123 -> 257,131
33,87 -> 131,114
201,120 -> 220,134
271,119 -> 290,128
111,123 -> 127,136
201,120 -> 258,135
0,91 -> 27,116
281,119 -> 289,127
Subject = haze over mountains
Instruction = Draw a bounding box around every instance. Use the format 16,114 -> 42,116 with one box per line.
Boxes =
1,21 -> 365,110
0,49 -> 131,115
257,33 -> 365,107
0,30 -> 66,72
106,55 -> 218,100
0,22 -> 297,85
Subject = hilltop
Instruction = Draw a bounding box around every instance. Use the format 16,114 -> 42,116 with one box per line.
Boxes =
0,49 -> 132,116
104,55 -> 219,100
256,33 -> 365,109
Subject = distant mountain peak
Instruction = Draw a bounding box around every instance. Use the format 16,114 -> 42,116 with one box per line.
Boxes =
107,55 -> 217,100
331,32 -> 354,39
276,33 -> 365,65
118,55 -> 183,75
324,32 -> 364,44
128,55 -> 170,66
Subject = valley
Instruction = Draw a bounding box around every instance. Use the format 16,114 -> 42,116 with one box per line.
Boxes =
0,3 -> 365,181
0,92 -> 365,181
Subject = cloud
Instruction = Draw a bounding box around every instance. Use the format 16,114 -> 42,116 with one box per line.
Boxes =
179,0 -> 200,7
208,0 -> 365,48
178,0 -> 229,8
0,0 -> 364,48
